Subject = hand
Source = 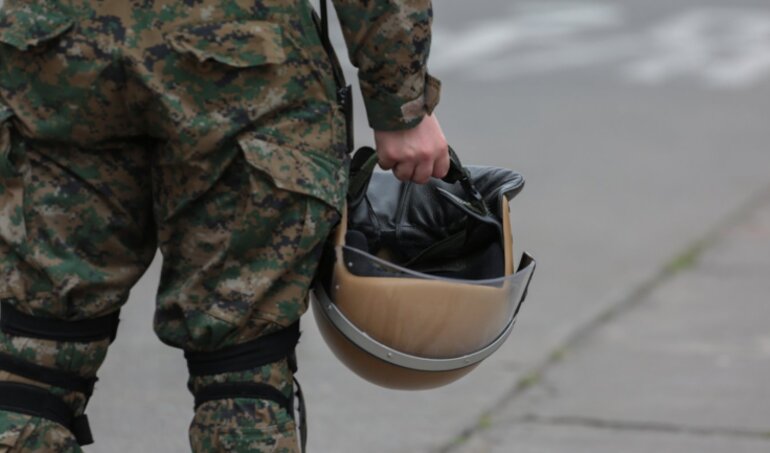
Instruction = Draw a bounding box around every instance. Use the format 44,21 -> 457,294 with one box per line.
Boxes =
374,114 -> 450,184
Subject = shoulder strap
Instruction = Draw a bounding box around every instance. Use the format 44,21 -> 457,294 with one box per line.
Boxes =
314,0 -> 354,152
320,0 -> 330,45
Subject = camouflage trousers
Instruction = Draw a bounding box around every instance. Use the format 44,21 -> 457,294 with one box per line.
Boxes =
0,0 -> 348,451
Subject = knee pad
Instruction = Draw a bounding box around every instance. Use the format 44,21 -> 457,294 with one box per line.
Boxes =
0,301 -> 120,446
185,322 -> 305,447
185,322 -> 300,412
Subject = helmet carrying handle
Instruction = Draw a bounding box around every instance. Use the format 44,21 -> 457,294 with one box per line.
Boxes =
347,146 -> 488,214
441,147 -> 488,214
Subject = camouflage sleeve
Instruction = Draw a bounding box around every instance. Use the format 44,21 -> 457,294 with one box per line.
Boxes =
331,0 -> 441,131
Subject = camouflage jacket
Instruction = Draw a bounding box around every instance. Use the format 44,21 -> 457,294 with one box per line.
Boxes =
330,0 -> 441,131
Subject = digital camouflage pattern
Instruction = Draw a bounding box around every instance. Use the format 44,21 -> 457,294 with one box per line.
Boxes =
0,0 -> 439,451
189,359 -> 298,452
0,413 -> 80,453
0,335 -> 107,452
331,0 -> 441,129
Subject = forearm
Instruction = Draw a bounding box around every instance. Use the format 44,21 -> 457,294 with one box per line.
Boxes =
331,0 -> 441,131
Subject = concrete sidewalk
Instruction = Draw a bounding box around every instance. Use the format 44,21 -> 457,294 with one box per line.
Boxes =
452,191 -> 770,452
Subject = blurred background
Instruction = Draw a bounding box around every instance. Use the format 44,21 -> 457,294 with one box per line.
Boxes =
5,0 -> 766,451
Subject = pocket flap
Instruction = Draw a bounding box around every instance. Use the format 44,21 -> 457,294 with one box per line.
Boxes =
0,4 -> 73,51
166,20 -> 286,67
238,134 -> 347,212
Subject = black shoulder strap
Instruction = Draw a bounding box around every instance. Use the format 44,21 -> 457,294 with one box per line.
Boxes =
315,0 -> 354,153
320,0 -> 330,46
317,0 -> 346,101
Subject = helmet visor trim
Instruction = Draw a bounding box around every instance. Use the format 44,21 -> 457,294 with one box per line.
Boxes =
311,252 -> 535,372
338,245 -> 520,285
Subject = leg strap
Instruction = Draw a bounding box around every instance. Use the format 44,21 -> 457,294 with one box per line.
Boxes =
1,300 -> 120,343
0,382 -> 94,446
0,300 -> 118,446
0,352 -> 97,395
194,382 -> 292,414
293,376 -> 307,452
184,322 -> 300,376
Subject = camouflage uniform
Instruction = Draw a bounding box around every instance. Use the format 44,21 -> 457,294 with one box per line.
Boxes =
0,0 -> 439,451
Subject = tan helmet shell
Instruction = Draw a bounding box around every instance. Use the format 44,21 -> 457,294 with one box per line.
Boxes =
311,197 -> 535,390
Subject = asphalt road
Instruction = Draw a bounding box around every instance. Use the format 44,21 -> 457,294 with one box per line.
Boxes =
3,0 -> 770,452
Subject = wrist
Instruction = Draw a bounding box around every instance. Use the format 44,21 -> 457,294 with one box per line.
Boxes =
363,73 -> 442,131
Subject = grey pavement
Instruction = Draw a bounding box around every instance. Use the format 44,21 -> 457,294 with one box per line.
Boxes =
453,195 -> 770,453
1,0 -> 769,451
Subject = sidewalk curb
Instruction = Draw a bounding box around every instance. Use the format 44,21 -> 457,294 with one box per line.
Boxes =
436,181 -> 770,453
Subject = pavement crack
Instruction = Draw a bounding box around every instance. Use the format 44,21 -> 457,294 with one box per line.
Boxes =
515,414 -> 770,441
435,181 -> 770,453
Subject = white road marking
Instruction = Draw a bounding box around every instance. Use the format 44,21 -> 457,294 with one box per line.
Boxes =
625,9 -> 770,87
432,2 -> 770,89
431,2 -> 623,72
471,35 -> 641,79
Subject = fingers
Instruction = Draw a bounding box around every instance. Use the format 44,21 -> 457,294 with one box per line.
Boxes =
432,146 -> 451,179
392,162 -> 416,182
412,159 -> 434,184
391,142 -> 449,183
378,153 -> 397,171
373,114 -> 450,184
379,146 -> 447,183
386,151 -> 446,183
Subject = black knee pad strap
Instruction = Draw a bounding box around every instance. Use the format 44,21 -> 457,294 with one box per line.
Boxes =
0,382 -> 94,446
0,300 -> 119,447
0,300 -> 120,343
184,321 -> 301,376
0,352 -> 97,395
194,382 -> 292,414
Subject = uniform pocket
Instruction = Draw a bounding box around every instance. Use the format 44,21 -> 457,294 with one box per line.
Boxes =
0,3 -> 73,51
165,20 -> 286,68
237,133 -> 347,214
202,134 -> 343,331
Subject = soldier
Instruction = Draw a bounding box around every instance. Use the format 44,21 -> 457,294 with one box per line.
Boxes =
0,0 -> 448,451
